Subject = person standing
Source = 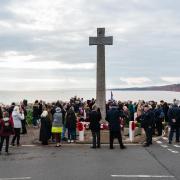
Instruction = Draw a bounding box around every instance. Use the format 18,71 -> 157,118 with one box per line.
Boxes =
141,105 -> 155,147
106,103 -> 126,150
39,109 -> 51,145
52,107 -> 63,147
20,103 -> 27,134
8,102 -> 15,117
154,105 -> 164,136
128,101 -> 135,121
32,100 -> 39,127
0,112 -> 14,155
65,107 -> 77,143
89,105 -> 101,148
168,105 -> 180,144
11,106 -> 24,146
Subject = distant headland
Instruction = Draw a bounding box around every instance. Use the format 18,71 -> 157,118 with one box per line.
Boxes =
110,84 -> 180,92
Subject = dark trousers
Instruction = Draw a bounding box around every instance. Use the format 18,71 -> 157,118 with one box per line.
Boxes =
156,121 -> 163,136
0,136 -> 10,152
32,117 -> 38,126
21,120 -> 27,134
169,125 -> 180,142
54,133 -> 61,143
144,127 -> 152,145
67,129 -> 76,140
11,128 -> 21,145
91,131 -> 100,148
110,130 -> 123,149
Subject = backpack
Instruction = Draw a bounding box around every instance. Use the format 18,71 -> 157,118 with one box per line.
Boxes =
3,118 -> 13,132
159,111 -> 165,119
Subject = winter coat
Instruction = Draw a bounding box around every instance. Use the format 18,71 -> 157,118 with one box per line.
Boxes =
33,104 -> 39,119
89,110 -> 101,132
168,106 -> 180,127
65,109 -> 76,130
141,110 -> 155,129
52,107 -> 63,127
106,107 -> 121,132
0,117 -> 14,136
39,111 -> 51,143
12,111 -> 24,128
154,108 -> 164,122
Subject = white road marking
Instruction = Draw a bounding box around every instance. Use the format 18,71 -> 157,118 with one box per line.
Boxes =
0,177 -> 31,180
162,137 -> 168,141
156,141 -> 163,144
21,145 -> 36,147
161,145 -> 168,148
111,175 -> 174,178
167,148 -> 179,154
174,145 -> 180,148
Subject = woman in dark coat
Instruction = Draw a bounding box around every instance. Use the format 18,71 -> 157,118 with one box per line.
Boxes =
0,111 -> 14,155
39,110 -> 51,145
65,107 -> 77,143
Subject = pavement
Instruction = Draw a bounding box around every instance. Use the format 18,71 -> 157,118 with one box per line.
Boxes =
19,127 -> 146,145
0,139 -> 179,180
0,127 -> 179,180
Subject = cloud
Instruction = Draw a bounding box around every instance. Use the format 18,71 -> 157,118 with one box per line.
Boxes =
0,60 -> 95,70
120,77 -> 152,86
0,51 -> 95,70
0,77 -> 96,91
161,77 -> 180,84
0,0 -> 180,90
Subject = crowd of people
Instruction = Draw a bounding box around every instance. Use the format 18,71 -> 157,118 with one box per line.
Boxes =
0,97 -> 180,155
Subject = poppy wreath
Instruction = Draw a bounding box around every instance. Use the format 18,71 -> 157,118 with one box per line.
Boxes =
78,122 -> 83,131
131,121 -> 136,131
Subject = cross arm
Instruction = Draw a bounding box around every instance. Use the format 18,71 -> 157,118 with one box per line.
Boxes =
89,36 -> 113,46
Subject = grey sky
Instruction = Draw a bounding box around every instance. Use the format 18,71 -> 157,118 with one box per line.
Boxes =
0,0 -> 180,90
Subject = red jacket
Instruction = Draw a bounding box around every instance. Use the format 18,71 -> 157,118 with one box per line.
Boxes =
0,116 -> 14,136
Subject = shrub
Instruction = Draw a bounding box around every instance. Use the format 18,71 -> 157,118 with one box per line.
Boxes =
26,108 -> 33,125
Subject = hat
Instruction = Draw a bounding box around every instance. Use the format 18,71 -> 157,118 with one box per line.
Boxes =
56,107 -> 61,113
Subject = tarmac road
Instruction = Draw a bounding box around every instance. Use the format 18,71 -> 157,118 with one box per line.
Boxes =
0,141 -> 179,180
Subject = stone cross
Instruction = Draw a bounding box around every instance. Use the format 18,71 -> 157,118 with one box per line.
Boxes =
89,28 -> 113,121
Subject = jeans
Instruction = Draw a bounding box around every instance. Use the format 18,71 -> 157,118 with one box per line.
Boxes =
91,131 -> 100,148
62,125 -> 67,139
169,125 -> 180,142
0,136 -> 10,152
68,129 -> 76,140
32,117 -> 39,126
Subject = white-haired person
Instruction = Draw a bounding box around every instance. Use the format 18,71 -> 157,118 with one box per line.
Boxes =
11,106 -> 24,146
39,109 -> 52,145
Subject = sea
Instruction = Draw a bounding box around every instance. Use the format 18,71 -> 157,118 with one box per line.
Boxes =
0,89 -> 180,105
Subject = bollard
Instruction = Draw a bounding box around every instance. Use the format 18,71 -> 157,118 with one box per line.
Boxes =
78,122 -> 85,141
84,110 -> 87,120
129,121 -> 136,142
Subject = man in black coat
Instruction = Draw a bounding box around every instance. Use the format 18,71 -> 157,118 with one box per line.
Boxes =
154,106 -> 164,136
168,105 -> 180,144
141,105 -> 155,147
89,105 -> 101,148
106,104 -> 126,150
